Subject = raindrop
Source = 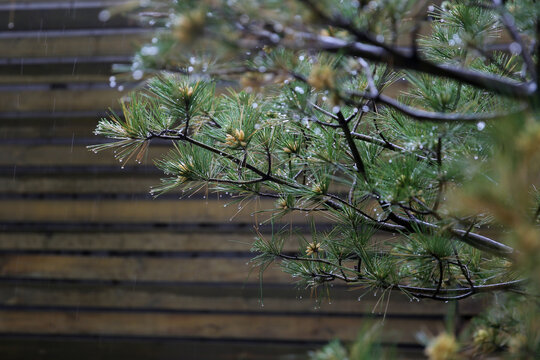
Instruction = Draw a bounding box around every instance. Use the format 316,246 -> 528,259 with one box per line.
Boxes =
332,106 -> 340,113
509,42 -> 522,55
7,22 -> 14,29
294,86 -> 304,94
132,70 -> 144,80
476,121 -> 486,131
98,10 -> 111,22
141,45 -> 159,56
362,105 -> 369,113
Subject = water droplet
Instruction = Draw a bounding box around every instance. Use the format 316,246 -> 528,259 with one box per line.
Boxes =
476,121 -> 486,131
509,42 -> 522,55
141,45 -> 159,56
98,10 -> 111,22
132,70 -> 144,80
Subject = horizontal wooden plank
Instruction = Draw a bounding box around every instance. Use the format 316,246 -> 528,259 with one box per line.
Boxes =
0,231 -> 300,253
0,118 -> 99,138
0,282 -> 484,317
0,0 -> 131,8
0,74 -> 113,84
0,29 -> 149,58
0,175 -> 162,194
0,231 -> 397,255
0,144 -> 166,166
0,110 -> 112,121
0,254 -> 286,283
0,198 -> 320,223
0,86 -> 132,112
0,57 -> 125,82
0,337 -> 323,360
0,309 -> 443,344
0,7 -> 138,32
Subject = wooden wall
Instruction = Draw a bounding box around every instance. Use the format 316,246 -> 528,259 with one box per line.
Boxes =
0,1 -> 482,359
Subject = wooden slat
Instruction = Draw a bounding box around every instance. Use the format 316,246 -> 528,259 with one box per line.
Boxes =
0,282 -> 484,317
0,74 -> 112,84
0,87 -> 131,112
0,175 -> 161,194
0,231 -> 400,255
0,118 -> 99,138
0,0 -> 130,6
0,309 -> 443,344
0,337 -> 321,360
0,29 -> 149,58
0,7 -> 138,32
0,198 -> 319,223
0,254 -> 285,283
0,144 -> 165,166
0,232 -> 299,252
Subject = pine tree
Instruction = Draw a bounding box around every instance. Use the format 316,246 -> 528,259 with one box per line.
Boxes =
92,1 -> 540,358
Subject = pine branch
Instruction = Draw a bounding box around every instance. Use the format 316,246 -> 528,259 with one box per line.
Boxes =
252,25 -> 536,99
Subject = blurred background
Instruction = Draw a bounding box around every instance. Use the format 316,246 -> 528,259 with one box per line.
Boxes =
0,1 -> 481,359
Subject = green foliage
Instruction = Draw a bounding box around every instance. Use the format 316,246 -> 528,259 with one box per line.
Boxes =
93,0 -> 540,358
309,323 -> 392,360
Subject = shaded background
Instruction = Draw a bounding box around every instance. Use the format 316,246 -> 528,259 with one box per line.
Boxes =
0,1 -> 481,359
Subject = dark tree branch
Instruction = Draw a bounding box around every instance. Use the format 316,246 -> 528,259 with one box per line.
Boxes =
493,0 -> 537,80
292,1 -> 536,98
347,90 -> 527,122
336,111 -> 367,179
281,29 -> 536,99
